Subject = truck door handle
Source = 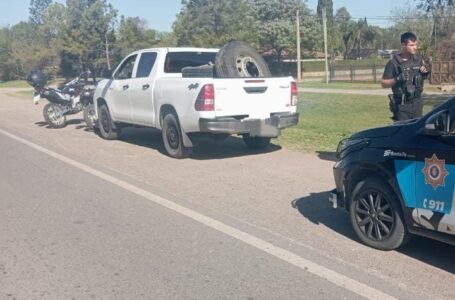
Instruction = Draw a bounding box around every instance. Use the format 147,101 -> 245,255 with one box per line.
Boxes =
123,84 -> 129,91
142,84 -> 150,90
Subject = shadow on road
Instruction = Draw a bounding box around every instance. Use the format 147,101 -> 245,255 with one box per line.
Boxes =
292,191 -> 455,274
35,119 -> 83,129
114,127 -> 281,160
292,191 -> 355,240
35,121 -> 47,127
316,151 -> 337,162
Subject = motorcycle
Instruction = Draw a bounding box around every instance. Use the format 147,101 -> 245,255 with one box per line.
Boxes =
27,70 -> 97,129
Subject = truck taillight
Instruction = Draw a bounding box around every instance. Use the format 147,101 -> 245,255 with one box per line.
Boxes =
291,82 -> 298,106
195,84 -> 215,111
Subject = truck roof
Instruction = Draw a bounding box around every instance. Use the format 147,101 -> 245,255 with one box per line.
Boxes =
130,47 -> 219,54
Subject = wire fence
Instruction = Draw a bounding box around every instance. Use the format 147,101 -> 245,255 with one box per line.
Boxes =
329,65 -> 385,82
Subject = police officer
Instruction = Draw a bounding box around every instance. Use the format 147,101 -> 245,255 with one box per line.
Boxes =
382,32 -> 430,121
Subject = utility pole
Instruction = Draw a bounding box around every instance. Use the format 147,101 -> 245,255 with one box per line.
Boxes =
296,8 -> 301,82
105,33 -> 111,70
322,6 -> 329,84
434,17 -> 437,50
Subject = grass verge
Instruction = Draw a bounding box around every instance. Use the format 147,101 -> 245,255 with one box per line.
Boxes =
299,80 -> 442,93
0,80 -> 29,88
300,81 -> 382,90
12,91 -> 33,98
275,92 -> 450,153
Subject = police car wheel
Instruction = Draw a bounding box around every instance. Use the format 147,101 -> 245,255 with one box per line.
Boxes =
349,177 -> 411,251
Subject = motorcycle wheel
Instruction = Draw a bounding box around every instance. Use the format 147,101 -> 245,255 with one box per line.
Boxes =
43,103 -> 67,128
83,104 -> 97,130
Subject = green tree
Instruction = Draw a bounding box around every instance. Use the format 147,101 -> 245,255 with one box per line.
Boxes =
29,0 -> 52,24
61,0 -> 117,76
416,0 -> 453,11
0,27 -> 16,81
317,0 -> 333,24
39,3 -> 66,75
317,0 -> 337,60
153,31 -> 177,47
8,22 -> 50,77
173,0 -> 259,47
415,0 -> 455,60
117,16 -> 158,57
300,14 -> 323,53
352,18 -> 368,59
250,0 -> 307,63
334,7 -> 353,59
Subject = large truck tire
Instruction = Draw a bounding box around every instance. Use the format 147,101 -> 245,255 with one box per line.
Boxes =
215,41 -> 271,78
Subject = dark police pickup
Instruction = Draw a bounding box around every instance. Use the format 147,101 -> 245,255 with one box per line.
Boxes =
330,96 -> 455,250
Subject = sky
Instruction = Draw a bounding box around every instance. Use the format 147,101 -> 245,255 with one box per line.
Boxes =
0,0 -> 410,31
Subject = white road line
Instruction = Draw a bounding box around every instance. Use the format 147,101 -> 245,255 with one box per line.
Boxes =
0,128 -> 396,300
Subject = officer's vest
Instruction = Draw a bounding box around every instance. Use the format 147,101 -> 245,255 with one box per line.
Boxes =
391,54 -> 424,101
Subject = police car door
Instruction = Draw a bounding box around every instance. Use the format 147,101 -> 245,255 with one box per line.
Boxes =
414,105 -> 455,235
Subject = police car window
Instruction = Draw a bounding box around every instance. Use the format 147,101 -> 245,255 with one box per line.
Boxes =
136,52 -> 157,78
114,55 -> 137,80
450,105 -> 455,133
164,52 -> 216,73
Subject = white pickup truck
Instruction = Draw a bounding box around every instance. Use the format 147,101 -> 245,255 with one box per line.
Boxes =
93,46 -> 299,158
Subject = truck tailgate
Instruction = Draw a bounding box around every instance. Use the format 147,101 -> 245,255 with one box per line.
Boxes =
213,77 -> 294,118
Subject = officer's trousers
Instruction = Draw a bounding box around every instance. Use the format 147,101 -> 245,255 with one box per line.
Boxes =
393,97 -> 423,121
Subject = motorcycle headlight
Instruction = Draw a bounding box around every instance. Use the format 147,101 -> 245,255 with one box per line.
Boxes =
336,138 -> 369,159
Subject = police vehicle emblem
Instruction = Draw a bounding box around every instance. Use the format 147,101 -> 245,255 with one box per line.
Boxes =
422,154 -> 449,190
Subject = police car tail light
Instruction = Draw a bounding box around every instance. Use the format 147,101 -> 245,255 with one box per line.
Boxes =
195,84 -> 215,111
291,82 -> 298,106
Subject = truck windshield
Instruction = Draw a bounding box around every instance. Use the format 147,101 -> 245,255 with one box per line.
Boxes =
164,52 -> 217,73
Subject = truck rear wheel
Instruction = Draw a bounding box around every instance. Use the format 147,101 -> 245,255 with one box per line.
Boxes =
162,113 -> 192,159
242,134 -> 271,149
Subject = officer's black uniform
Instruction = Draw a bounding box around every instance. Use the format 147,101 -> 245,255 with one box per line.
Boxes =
382,54 -> 429,121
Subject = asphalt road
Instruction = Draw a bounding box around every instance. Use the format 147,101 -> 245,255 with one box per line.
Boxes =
0,90 -> 454,299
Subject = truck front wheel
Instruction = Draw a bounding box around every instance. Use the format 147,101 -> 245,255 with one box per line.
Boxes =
98,104 -> 119,140
242,134 -> 271,149
162,113 -> 192,159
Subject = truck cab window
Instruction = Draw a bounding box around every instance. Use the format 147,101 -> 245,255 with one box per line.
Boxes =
114,55 -> 137,80
164,52 -> 216,73
136,52 -> 157,78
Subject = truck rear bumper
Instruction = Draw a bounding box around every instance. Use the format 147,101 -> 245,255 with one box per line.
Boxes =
199,112 -> 299,137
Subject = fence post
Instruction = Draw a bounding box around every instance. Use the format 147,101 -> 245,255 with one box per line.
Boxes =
330,64 -> 335,81
372,65 -> 377,83
350,65 -> 353,81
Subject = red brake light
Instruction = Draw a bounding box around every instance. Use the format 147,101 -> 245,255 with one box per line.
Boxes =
291,82 -> 298,106
195,84 -> 215,111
